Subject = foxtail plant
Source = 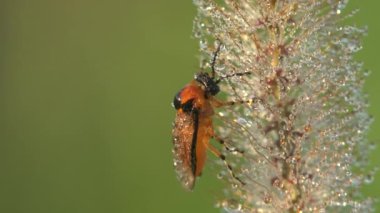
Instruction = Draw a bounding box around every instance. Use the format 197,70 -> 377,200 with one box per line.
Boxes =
193,0 -> 373,212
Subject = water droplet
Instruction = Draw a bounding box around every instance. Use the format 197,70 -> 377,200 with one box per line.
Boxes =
364,174 -> 374,184
217,173 -> 224,180
263,194 -> 272,204
200,39 -> 207,50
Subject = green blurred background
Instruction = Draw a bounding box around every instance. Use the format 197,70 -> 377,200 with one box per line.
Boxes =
0,1 -> 378,212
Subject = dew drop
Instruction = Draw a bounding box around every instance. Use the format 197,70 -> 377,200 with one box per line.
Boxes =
217,173 -> 224,180
364,174 -> 374,184
263,194 -> 272,204
200,39 -> 207,50
363,70 -> 371,77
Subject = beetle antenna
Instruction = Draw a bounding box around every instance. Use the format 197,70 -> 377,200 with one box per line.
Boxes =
211,41 -> 222,79
215,71 -> 252,84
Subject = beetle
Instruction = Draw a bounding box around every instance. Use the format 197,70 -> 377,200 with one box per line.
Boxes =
172,44 -> 250,190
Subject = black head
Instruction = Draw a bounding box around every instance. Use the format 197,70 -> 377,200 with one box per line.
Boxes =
194,72 -> 220,97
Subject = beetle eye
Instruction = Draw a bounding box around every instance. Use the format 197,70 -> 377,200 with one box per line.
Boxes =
173,92 -> 181,110
207,85 -> 220,96
182,99 -> 194,113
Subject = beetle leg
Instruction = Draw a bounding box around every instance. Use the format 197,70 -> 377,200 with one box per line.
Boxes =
207,143 -> 245,186
210,97 -> 255,108
212,134 -> 244,154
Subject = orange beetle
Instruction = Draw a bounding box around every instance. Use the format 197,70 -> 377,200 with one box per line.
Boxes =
172,46 -> 249,190
172,72 -> 220,190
